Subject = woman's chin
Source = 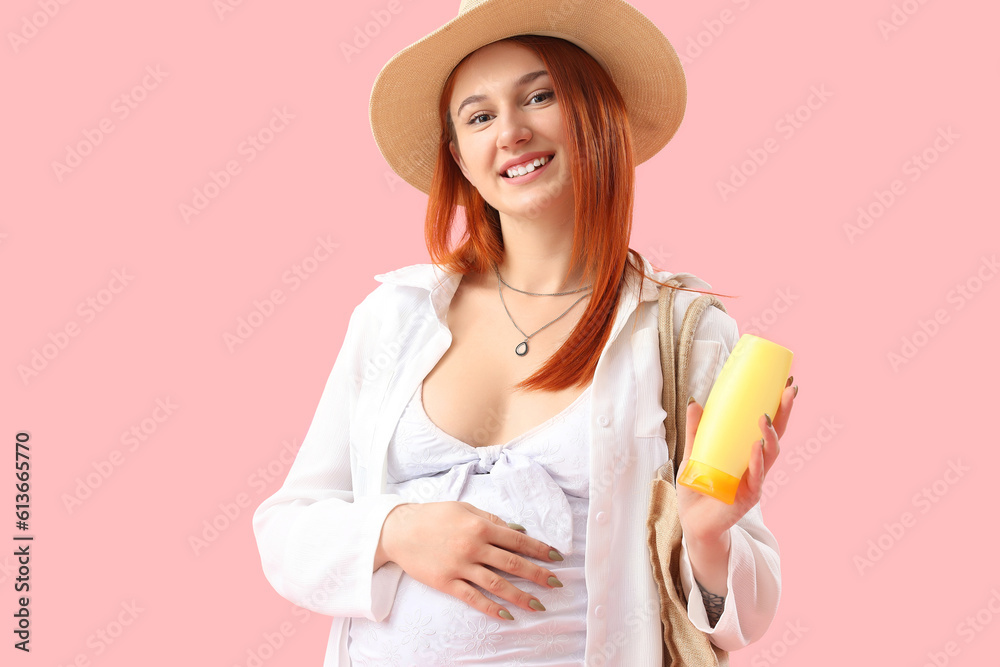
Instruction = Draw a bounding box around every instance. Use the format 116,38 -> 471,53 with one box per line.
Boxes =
489,191 -> 575,222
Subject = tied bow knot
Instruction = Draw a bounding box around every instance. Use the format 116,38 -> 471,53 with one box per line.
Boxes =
416,445 -> 575,555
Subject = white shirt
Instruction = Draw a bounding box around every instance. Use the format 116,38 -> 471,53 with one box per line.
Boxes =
348,380 -> 593,664
252,253 -> 781,666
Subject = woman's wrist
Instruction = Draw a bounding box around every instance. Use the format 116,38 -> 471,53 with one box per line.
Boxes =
685,528 -> 730,553
685,529 -> 732,598
373,503 -> 411,572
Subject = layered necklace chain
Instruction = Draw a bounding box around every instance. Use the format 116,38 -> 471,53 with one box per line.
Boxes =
491,262 -> 593,357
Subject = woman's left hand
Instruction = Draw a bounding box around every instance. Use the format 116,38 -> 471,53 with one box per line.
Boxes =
676,381 -> 798,543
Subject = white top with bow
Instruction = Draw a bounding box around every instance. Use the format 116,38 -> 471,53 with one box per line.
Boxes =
348,380 -> 592,664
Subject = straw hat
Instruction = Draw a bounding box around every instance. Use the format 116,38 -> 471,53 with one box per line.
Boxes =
368,0 -> 687,195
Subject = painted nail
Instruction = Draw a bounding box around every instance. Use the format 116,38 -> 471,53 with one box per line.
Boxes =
785,375 -> 794,388
764,413 -> 772,428
547,576 -> 564,588
688,396 -> 696,405
793,385 -> 798,398
549,549 -> 564,562
499,610 -> 515,621
529,599 -> 546,612
506,522 -> 526,532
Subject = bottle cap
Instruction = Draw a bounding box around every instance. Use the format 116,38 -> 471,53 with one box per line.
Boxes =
677,460 -> 741,505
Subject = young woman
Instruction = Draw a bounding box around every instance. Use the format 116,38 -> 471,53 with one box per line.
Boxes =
253,1 -> 798,665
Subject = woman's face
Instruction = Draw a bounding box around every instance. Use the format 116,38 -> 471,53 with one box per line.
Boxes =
448,40 -> 573,220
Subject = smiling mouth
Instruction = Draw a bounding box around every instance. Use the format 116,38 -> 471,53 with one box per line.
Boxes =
500,154 -> 554,178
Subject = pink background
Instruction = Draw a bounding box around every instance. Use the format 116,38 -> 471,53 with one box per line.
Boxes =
3,0 -> 998,664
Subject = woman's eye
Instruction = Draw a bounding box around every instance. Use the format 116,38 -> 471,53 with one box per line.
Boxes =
466,91 -> 554,125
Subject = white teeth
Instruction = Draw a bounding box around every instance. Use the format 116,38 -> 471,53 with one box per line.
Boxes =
504,155 -> 550,178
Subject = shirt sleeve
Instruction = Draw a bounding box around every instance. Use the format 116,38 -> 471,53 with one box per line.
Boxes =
677,305 -> 782,650
252,289 -> 408,622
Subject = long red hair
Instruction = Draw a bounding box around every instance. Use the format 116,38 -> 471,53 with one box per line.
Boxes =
425,35 -> 731,392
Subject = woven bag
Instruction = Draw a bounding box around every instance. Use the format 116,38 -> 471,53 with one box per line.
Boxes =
646,277 -> 731,666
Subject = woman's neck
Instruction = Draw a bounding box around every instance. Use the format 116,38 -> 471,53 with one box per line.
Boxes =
494,210 -> 589,293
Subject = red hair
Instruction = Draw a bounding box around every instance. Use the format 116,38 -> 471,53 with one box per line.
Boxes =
426,35 -> 732,392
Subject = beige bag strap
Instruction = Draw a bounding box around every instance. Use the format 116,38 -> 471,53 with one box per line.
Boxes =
656,278 -> 728,480
649,278 -> 730,667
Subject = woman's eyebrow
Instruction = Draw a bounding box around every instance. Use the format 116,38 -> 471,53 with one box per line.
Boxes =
455,70 -> 550,118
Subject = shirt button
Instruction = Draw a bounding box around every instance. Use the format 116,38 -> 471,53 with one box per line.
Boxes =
597,415 -> 610,427
595,605 -> 606,618
596,511 -> 608,524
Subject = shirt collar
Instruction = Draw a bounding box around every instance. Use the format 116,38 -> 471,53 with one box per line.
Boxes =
373,262 -> 459,292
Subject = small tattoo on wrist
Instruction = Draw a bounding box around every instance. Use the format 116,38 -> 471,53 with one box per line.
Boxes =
696,580 -> 725,627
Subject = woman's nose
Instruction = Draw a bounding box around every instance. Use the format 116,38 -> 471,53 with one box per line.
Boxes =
496,111 -> 532,149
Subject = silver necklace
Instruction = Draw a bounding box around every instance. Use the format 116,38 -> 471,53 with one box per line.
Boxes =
492,263 -> 592,356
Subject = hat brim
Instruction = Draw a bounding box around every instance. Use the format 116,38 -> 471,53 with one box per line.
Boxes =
369,0 -> 686,195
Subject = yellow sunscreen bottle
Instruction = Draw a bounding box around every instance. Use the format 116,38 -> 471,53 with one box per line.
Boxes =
677,334 -> 793,504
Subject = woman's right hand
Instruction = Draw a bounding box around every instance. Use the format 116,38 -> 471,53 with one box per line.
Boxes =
373,501 -> 564,621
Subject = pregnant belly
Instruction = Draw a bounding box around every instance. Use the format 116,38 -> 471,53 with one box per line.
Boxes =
348,481 -> 589,666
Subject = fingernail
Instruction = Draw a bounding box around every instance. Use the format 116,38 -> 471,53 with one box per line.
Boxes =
785,375 -> 794,388
793,385 -> 798,398
764,413 -> 772,428
529,599 -> 546,612
506,522 -> 526,532
548,549 -> 563,562
499,610 -> 515,621
688,396 -> 696,405
760,437 -> 765,447
547,576 -> 564,588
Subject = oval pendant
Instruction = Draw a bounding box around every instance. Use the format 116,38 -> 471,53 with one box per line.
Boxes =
515,341 -> 528,356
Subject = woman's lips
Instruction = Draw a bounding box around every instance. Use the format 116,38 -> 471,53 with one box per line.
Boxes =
500,154 -> 554,182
